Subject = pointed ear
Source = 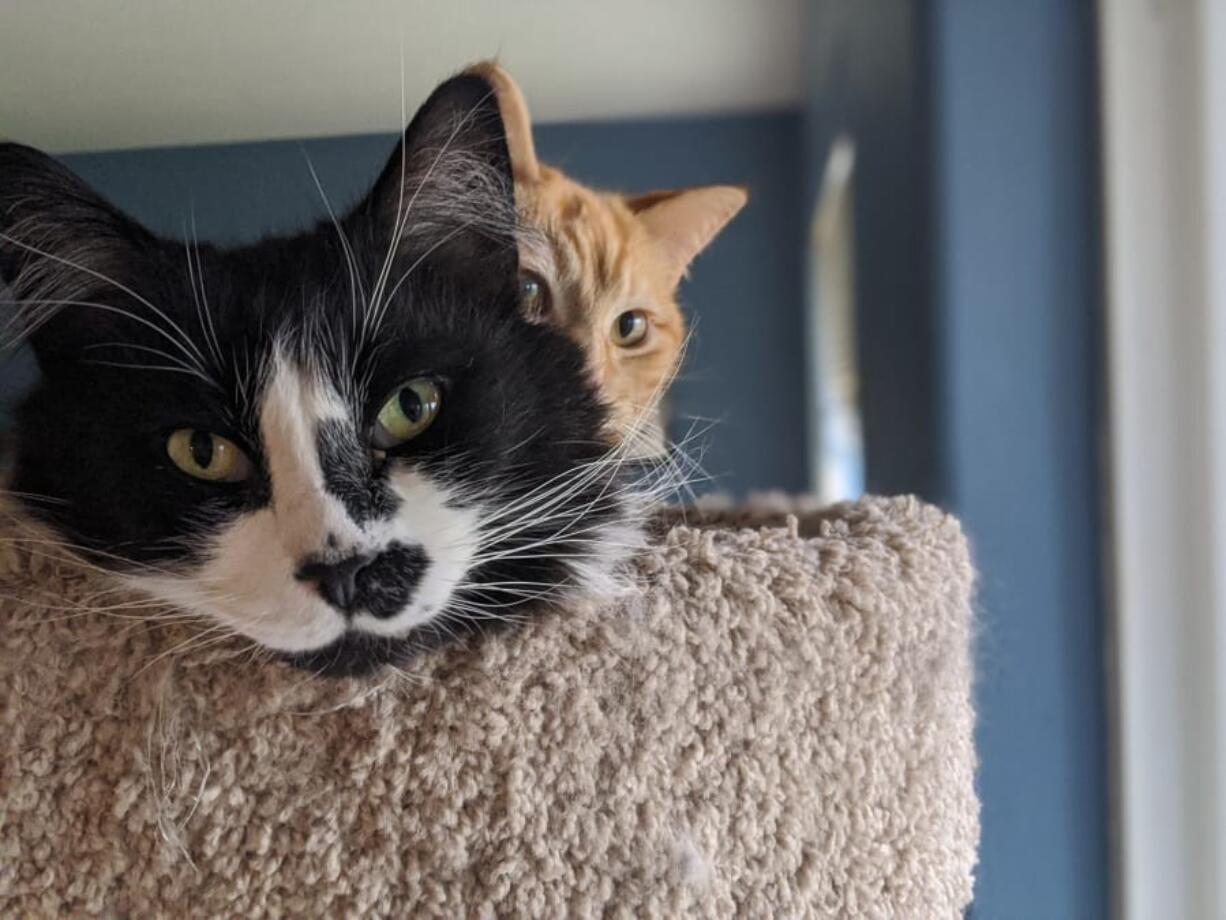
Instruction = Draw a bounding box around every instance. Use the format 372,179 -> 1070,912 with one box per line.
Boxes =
465,61 -> 541,182
349,70 -> 518,285
627,185 -> 748,288
0,143 -> 158,362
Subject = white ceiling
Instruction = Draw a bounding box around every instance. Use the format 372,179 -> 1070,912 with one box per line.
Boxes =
0,0 -> 805,153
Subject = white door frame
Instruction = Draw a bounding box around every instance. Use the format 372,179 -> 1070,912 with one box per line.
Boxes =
1100,1 -> 1226,917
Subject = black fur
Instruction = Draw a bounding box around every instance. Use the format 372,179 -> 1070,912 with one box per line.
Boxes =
0,72 -> 626,677
316,418 -> 400,525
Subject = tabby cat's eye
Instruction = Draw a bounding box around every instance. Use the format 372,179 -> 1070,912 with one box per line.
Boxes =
612,309 -> 650,348
518,270 -> 552,320
372,378 -> 442,450
166,430 -> 254,483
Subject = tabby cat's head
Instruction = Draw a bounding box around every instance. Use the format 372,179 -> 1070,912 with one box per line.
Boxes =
0,73 -> 640,677
472,62 -> 747,448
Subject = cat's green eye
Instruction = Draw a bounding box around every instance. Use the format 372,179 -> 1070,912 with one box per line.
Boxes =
612,309 -> 650,348
167,429 -> 254,483
373,378 -> 442,450
519,270 -> 552,321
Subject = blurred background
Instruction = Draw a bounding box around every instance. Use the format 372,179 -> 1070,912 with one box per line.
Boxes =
3,2 -> 1223,917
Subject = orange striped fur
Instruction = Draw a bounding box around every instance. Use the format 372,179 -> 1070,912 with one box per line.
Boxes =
469,62 -> 748,450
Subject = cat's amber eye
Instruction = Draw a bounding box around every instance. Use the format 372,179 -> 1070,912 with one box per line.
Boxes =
612,309 -> 650,348
518,270 -> 552,321
166,430 -> 254,483
372,378 -> 442,450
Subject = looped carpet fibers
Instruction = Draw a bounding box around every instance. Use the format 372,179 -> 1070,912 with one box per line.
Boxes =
0,495 -> 978,918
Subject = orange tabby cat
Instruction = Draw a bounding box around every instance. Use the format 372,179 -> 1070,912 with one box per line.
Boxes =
469,62 -> 747,449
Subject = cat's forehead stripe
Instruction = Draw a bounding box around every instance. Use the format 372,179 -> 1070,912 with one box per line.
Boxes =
259,351 -> 361,553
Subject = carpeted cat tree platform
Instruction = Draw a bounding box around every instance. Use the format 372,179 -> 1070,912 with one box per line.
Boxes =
0,496 -> 979,918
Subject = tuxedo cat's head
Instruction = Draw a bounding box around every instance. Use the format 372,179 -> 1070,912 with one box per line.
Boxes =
0,73 -> 640,677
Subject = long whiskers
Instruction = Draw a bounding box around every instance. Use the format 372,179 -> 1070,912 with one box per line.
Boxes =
0,231 -> 210,376
301,148 -> 367,352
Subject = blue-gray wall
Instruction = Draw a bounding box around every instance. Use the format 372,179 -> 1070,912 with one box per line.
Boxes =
28,111 -> 806,496
806,2 -> 1108,917
804,1 -> 943,502
933,3 -> 1106,917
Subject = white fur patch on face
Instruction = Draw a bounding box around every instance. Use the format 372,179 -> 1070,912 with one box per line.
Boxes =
351,468 -> 480,637
258,350 -> 357,559
129,350 -> 482,655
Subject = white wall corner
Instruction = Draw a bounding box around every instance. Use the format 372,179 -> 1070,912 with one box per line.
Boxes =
1101,0 -> 1226,917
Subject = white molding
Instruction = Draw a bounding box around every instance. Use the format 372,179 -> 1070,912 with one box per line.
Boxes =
1203,1 -> 1226,905
0,0 -> 804,153
1100,1 -> 1226,917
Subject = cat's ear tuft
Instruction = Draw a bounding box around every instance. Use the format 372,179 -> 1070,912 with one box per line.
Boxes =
0,143 -> 157,362
627,185 -> 749,288
350,70 -> 519,285
465,60 -> 541,182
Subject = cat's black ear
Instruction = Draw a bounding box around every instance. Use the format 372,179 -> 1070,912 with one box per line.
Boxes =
0,143 -> 158,364
348,71 -> 519,290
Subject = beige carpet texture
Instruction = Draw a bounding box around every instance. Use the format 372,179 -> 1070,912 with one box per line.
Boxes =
0,496 -> 979,918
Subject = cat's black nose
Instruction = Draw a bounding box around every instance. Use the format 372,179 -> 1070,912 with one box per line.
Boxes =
295,542 -> 429,619
296,552 -> 373,612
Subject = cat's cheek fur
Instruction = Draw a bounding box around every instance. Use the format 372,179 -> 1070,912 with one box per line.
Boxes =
348,469 -> 481,640
124,470 -> 482,654
124,512 -> 347,654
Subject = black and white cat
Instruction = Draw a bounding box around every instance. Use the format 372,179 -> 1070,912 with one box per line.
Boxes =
0,72 -> 646,677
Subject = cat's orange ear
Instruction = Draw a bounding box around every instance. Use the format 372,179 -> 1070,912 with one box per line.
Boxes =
627,185 -> 748,287
465,61 -> 541,182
